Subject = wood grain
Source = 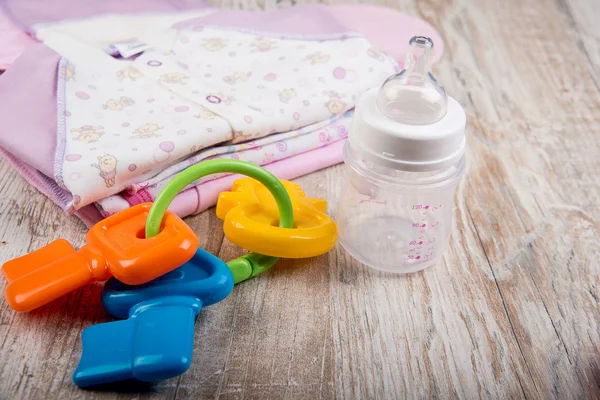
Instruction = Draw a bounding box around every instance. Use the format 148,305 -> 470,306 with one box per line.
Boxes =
1,0 -> 600,398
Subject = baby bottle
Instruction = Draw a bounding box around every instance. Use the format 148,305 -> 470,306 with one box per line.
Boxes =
336,36 -> 466,274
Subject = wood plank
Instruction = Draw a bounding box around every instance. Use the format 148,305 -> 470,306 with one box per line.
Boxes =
428,0 -> 600,397
1,0 -> 600,398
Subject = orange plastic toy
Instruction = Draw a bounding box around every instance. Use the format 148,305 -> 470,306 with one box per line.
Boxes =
216,178 -> 337,258
2,203 -> 198,312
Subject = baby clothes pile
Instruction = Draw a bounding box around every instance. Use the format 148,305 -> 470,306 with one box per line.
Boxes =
0,0 -> 444,225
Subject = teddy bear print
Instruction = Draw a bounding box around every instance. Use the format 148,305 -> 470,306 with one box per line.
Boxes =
131,123 -> 163,139
367,47 -> 386,61
223,71 -> 251,85
323,91 -> 347,115
304,52 -> 330,65
232,130 -> 254,144
92,154 -> 118,188
71,125 -> 105,143
159,72 -> 189,85
60,62 -> 76,81
194,110 -> 217,119
251,38 -> 277,52
115,67 -> 143,81
279,89 -> 297,104
201,38 -> 228,52
103,96 -> 135,111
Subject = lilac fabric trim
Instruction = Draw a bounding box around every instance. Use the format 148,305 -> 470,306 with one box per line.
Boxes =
0,147 -> 101,226
38,172 -> 73,210
0,148 -> 54,201
76,204 -> 104,227
54,57 -> 68,192
0,148 -> 71,211
1,0 -> 210,30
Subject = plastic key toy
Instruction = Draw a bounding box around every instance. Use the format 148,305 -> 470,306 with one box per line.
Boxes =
2,204 -> 198,312
217,178 -> 337,258
73,248 -> 233,387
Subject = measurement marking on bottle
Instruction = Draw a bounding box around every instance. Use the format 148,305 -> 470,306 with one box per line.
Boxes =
359,199 -> 388,205
412,204 -> 433,210
407,255 -> 421,260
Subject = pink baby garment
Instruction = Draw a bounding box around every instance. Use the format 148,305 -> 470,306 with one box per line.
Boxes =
45,9 -> 398,212
0,9 -> 36,70
0,4 -> 444,226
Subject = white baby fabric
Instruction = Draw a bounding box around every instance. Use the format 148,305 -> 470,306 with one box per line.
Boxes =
51,37 -> 233,210
46,24 -> 397,212
33,9 -> 215,55
95,111 -> 351,217
126,110 -> 351,194
133,26 -> 397,145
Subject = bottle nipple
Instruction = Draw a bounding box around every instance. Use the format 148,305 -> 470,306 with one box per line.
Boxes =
376,36 -> 447,125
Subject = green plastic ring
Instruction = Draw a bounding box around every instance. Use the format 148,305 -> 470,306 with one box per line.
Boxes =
145,159 -> 294,283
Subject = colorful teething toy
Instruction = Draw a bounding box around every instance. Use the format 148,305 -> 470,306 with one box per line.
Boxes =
1,159 -> 338,388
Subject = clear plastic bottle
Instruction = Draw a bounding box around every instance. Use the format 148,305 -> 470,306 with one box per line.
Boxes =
336,36 -> 466,274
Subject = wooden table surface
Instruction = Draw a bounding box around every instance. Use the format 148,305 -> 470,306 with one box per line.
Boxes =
1,0 -> 600,398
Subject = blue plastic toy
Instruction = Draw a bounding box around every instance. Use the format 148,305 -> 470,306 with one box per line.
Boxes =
73,248 -> 234,387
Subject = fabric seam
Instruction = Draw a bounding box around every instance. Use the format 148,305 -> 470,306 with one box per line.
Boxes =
53,57 -> 69,193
